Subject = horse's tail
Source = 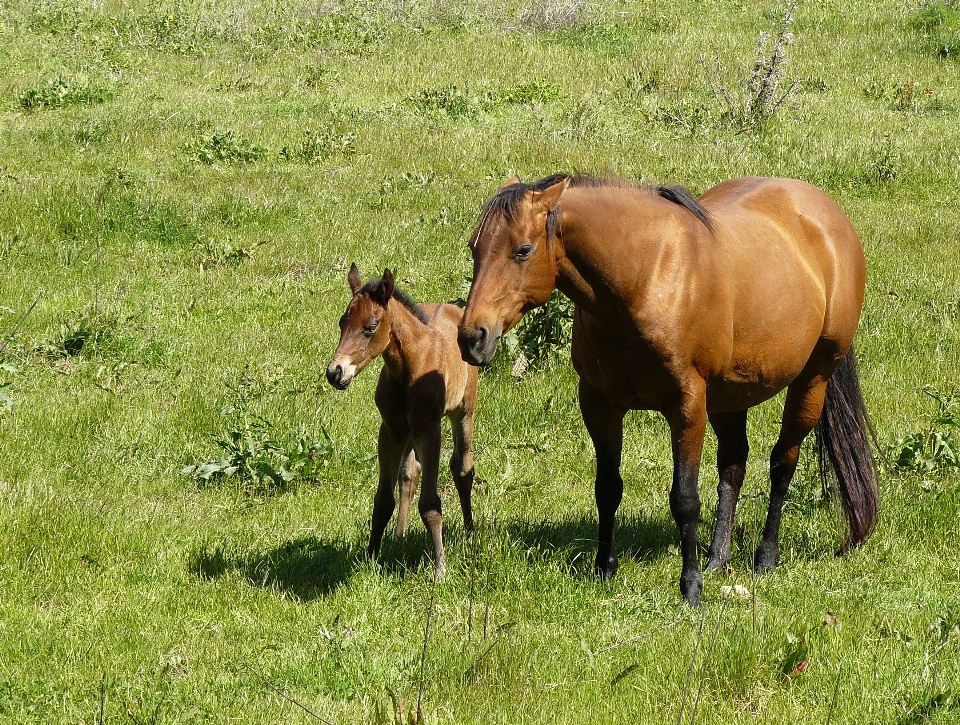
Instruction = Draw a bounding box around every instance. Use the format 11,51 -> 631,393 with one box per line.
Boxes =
814,344 -> 880,551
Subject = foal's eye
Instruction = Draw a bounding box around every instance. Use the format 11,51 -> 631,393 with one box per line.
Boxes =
515,244 -> 533,261
363,321 -> 379,337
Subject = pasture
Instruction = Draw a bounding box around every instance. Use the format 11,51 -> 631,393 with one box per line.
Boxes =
1,0 -> 959,722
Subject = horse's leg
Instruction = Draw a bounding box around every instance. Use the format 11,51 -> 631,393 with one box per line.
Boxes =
369,422 -> 408,559
756,376 -> 828,572
665,382 -> 708,606
705,409 -> 749,572
394,444 -> 420,541
412,419 -> 446,576
579,379 -> 627,580
449,410 -> 476,532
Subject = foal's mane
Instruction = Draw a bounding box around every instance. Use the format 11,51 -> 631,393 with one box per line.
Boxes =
361,279 -> 430,325
470,173 -> 714,247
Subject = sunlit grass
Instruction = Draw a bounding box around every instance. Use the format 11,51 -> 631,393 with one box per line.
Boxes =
0,1 -> 958,722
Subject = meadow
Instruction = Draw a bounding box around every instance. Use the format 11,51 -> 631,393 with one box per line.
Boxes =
1,0 -> 959,722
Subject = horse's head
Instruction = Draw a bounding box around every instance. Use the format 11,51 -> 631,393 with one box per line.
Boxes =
458,175 -> 568,365
326,264 -> 394,389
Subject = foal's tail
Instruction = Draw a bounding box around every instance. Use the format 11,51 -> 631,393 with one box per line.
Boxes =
815,344 -> 880,551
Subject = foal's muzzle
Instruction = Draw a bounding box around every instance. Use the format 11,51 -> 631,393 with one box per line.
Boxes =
326,363 -> 353,390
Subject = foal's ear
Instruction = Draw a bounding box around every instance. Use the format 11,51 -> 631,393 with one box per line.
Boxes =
531,177 -> 568,213
348,263 -> 362,294
374,268 -> 395,305
500,174 -> 521,189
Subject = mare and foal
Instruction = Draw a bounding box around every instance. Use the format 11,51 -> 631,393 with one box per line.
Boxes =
329,174 -> 879,606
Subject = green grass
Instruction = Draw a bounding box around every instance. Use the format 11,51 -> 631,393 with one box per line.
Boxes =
1,0 -> 959,722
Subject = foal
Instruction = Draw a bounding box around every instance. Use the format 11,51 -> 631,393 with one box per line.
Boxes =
327,264 -> 478,575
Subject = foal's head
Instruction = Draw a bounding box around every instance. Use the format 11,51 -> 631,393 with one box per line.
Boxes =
459,175 -> 568,365
326,264 -> 395,390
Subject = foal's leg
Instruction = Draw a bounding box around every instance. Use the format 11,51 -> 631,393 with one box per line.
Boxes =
705,409 -> 749,572
412,418 -> 446,576
369,422 -> 408,558
579,379 -> 627,580
394,445 -> 421,541
449,410 -> 476,532
664,381 -> 708,606
755,376 -> 828,572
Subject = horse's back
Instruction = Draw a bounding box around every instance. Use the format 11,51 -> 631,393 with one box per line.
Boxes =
696,178 -> 865,405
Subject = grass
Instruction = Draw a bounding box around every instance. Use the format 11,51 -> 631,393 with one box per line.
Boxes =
1,0 -> 959,722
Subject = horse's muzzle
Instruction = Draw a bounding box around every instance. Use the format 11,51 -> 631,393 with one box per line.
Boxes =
326,363 -> 353,390
458,324 -> 500,366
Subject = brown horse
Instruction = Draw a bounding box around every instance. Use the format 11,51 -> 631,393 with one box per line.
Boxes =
458,174 -> 879,606
327,264 -> 479,575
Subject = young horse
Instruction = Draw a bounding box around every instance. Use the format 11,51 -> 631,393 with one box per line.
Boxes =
327,264 -> 478,575
458,174 -> 879,606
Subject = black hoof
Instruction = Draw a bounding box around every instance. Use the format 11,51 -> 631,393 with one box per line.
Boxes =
680,572 -> 703,607
754,544 -> 779,574
595,554 -> 619,581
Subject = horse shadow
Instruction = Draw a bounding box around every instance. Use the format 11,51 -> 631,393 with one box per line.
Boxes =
187,510 -> 681,600
504,510 -> 678,576
189,535 -> 362,601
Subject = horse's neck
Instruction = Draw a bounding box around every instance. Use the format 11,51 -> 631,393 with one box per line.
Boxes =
380,299 -> 429,382
554,192 -> 662,321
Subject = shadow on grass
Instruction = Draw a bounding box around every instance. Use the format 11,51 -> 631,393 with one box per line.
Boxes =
187,511 -> 680,599
504,511 -> 678,576
189,535 -> 362,600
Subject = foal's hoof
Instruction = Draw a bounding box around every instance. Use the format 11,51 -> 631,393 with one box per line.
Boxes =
680,572 -> 703,607
595,554 -> 619,581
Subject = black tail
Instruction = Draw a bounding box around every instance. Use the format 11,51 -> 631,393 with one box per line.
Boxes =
815,345 -> 880,551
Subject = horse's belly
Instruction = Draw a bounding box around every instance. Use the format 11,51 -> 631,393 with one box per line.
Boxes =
572,320 -> 677,410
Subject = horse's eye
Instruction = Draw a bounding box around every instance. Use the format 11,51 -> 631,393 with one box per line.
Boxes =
363,321 -> 379,337
515,244 -> 533,261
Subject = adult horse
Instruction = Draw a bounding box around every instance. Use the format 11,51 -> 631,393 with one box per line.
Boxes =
458,174 -> 878,606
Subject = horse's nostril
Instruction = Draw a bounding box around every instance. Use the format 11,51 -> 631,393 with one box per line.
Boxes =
473,326 -> 488,350
326,364 -> 343,385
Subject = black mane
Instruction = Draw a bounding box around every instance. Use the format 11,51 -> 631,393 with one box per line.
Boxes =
362,279 -> 430,325
471,173 -> 714,245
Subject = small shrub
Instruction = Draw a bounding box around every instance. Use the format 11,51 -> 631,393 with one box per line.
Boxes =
19,75 -> 113,111
890,386 -> 960,473
870,135 -> 900,184
183,406 -> 333,493
197,237 -> 261,268
185,131 -> 267,164
279,126 -> 356,163
502,290 -> 574,376
36,307 -> 162,366
408,84 -> 498,119
502,81 -> 563,105
701,0 -> 799,128
912,1 -> 960,59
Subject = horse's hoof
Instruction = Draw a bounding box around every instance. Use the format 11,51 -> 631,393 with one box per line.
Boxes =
595,554 -> 618,581
754,545 -> 779,574
680,572 -> 703,607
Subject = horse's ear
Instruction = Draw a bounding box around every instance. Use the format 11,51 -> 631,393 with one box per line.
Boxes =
531,177 -> 568,213
348,263 -> 362,294
500,175 -> 521,189
375,268 -> 395,304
